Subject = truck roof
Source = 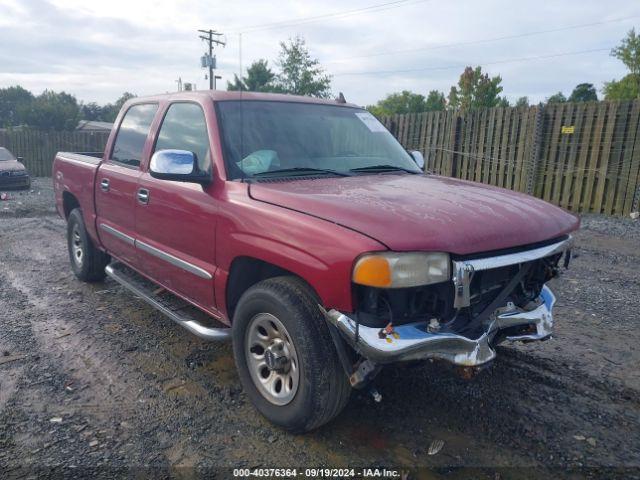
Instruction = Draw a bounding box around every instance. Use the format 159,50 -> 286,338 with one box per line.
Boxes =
126,90 -> 361,109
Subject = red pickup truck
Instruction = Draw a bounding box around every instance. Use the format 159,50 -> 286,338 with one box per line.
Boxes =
53,91 -> 578,432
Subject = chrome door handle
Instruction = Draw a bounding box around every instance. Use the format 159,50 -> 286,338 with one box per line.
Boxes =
100,178 -> 110,192
137,188 -> 149,205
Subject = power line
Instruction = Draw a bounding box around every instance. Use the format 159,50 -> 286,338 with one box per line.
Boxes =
231,0 -> 430,33
327,14 -> 640,63
198,29 -> 226,90
333,47 -> 612,77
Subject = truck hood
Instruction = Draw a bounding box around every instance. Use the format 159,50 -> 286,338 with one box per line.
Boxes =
248,174 -> 579,255
0,160 -> 26,172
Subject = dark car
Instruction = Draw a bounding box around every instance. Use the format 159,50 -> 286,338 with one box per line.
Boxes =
0,147 -> 31,190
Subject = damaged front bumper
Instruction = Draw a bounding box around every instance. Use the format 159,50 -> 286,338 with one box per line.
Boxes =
323,286 -> 555,367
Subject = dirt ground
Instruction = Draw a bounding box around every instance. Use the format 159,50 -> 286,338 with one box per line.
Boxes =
1,178 -> 639,478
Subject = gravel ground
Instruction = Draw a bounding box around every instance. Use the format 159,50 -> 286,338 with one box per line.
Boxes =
1,178 -> 639,478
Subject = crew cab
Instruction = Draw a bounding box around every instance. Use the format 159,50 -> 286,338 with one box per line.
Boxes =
53,91 -> 579,432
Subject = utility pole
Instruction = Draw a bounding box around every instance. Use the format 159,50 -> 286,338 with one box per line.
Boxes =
198,29 -> 226,90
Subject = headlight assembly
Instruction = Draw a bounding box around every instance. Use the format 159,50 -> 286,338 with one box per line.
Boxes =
352,252 -> 450,288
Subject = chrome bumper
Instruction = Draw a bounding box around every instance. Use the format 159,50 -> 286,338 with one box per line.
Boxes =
323,286 -> 556,367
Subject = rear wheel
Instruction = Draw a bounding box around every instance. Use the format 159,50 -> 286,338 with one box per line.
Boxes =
232,276 -> 351,432
67,208 -> 110,282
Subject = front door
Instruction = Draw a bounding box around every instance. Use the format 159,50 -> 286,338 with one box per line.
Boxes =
135,101 -> 218,309
95,103 -> 158,267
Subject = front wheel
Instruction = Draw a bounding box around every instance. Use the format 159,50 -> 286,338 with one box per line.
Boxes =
67,208 -> 110,282
232,276 -> 351,432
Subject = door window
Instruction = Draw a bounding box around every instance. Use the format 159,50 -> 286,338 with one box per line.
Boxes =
154,103 -> 211,172
111,103 -> 158,167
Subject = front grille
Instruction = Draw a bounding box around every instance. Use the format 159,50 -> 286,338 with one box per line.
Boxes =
354,252 -> 562,331
0,175 -> 30,187
445,254 -> 561,338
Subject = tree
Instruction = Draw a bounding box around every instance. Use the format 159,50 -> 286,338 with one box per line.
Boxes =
100,92 -> 136,122
546,92 -> 567,104
611,28 -> 640,78
603,74 -> 640,100
425,90 -> 446,111
80,102 -> 104,121
227,75 -> 245,92
568,83 -> 597,102
227,59 -> 276,92
447,66 -> 504,111
515,96 -> 530,108
367,90 -> 427,116
606,29 -> 640,99
275,36 -> 332,98
0,85 -> 34,127
497,97 -> 510,108
24,90 -> 80,130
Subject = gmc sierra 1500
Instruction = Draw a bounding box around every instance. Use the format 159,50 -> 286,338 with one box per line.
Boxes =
53,91 -> 578,432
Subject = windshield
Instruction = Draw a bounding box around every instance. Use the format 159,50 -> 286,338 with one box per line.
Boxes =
216,101 -> 421,179
0,148 -> 15,161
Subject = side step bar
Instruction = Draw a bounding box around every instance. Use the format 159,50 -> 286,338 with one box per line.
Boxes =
105,263 -> 230,341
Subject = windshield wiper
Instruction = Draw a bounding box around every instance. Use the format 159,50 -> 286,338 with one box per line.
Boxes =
251,167 -> 351,178
349,164 -> 421,174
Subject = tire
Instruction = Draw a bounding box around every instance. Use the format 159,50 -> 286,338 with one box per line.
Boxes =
232,276 -> 351,432
67,208 -> 110,282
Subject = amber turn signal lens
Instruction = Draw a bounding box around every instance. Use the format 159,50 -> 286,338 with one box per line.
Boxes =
353,252 -> 450,288
352,256 -> 392,288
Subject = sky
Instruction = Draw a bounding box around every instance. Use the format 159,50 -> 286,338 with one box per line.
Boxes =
0,0 -> 638,107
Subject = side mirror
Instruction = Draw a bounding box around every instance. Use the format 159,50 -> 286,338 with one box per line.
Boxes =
409,150 -> 425,170
149,150 -> 210,184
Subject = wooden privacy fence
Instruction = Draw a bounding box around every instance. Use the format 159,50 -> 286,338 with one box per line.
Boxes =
2,103 -> 640,215
0,130 -> 109,177
382,100 -> 640,216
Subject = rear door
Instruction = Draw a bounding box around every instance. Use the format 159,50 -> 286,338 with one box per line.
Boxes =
135,101 -> 218,309
95,103 -> 158,266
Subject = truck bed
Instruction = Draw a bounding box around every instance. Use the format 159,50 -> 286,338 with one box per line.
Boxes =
52,151 -> 103,243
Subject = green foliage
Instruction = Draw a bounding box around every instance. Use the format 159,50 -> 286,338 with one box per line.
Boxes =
611,28 -> 640,77
1,86 -> 136,130
23,90 -> 80,130
425,90 -> 446,111
275,36 -> 332,98
367,89 -> 446,117
227,59 -> 277,92
80,102 -> 103,121
604,29 -> 640,100
366,90 -> 427,116
226,75 -> 245,92
80,92 -> 136,123
497,97 -> 510,108
568,83 -> 598,102
546,92 -> 567,104
0,85 -> 34,127
515,96 -> 530,108
101,92 -> 136,122
447,66 -> 504,111
603,74 -> 640,100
